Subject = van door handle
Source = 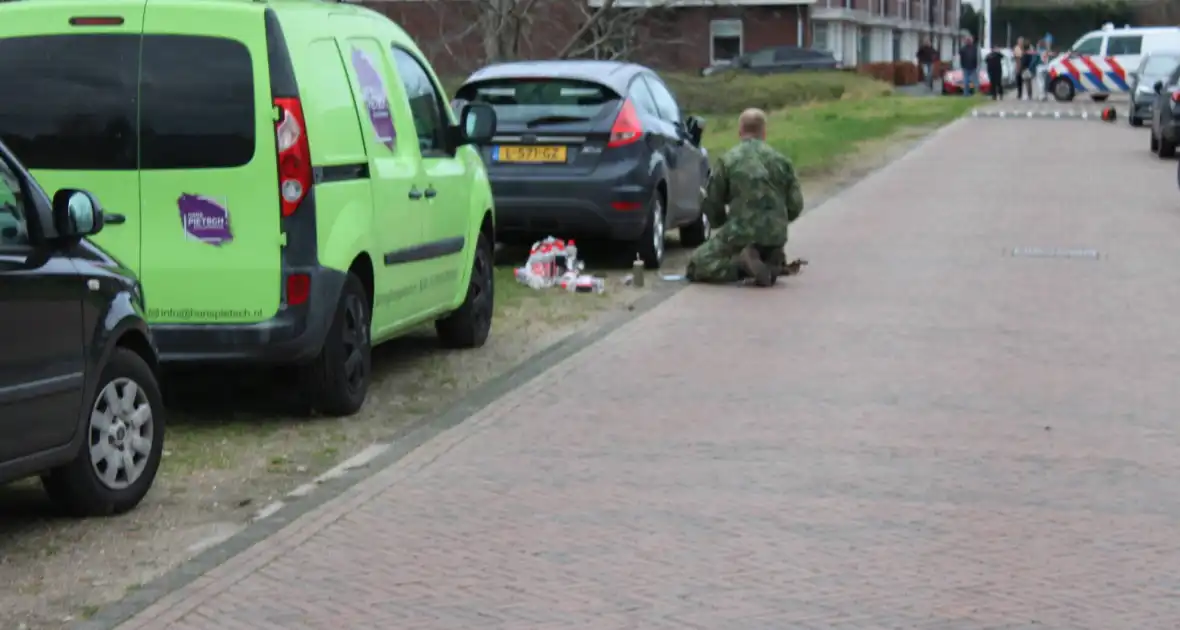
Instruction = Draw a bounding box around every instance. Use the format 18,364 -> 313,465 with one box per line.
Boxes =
423,186 -> 437,199
105,213 -> 126,225
408,188 -> 423,201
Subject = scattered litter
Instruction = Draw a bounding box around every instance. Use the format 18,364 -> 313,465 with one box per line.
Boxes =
660,274 -> 686,282
514,236 -> 605,293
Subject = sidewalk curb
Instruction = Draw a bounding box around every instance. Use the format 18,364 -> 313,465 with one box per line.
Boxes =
68,114 -> 964,630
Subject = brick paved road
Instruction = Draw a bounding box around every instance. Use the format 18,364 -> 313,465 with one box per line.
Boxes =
113,119 -> 1180,629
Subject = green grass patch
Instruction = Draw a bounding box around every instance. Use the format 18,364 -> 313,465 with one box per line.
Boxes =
701,95 -> 978,176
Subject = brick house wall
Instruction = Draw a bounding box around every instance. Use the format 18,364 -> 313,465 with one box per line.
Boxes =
364,0 -> 806,76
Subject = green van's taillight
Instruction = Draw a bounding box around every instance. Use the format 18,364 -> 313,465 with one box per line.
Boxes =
274,97 -> 312,217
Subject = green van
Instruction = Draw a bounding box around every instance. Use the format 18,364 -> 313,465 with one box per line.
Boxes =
0,0 -> 499,416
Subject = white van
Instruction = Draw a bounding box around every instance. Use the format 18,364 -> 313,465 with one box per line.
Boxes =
1046,24 -> 1180,102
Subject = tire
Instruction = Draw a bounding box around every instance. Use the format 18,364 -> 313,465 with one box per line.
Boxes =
1152,129 -> 1160,152
41,348 -> 164,517
1050,77 -> 1075,102
634,189 -> 666,270
1161,135 -> 1176,158
436,232 -> 494,349
1130,115 -> 1143,128
679,188 -> 712,250
302,272 -> 371,417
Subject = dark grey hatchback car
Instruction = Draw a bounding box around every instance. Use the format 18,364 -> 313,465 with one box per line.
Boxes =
455,60 -> 711,268
0,139 -> 164,516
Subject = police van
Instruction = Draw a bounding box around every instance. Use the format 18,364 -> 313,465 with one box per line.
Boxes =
1047,24 -> 1180,102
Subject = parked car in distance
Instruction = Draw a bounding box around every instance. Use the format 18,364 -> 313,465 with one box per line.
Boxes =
455,60 -> 710,268
1128,50 -> 1180,127
701,46 -> 840,77
1148,62 -> 1180,157
941,49 -> 1014,94
0,139 -> 165,517
0,0 -> 499,416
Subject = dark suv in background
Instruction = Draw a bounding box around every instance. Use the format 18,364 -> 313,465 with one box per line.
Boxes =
0,139 -> 164,517
701,46 -> 841,76
455,60 -> 711,268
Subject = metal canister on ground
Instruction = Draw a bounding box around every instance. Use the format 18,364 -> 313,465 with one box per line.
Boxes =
631,255 -> 645,288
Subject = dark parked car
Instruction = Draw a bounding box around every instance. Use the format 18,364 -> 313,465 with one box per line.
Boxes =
1129,51 -> 1180,127
0,139 -> 164,516
455,60 -> 711,268
701,46 -> 840,77
1149,63 -> 1180,158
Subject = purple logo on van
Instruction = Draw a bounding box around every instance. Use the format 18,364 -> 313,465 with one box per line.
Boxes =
178,194 -> 233,246
350,48 -> 396,151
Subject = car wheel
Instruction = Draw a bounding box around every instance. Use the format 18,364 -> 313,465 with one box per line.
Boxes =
1130,115 -> 1143,127
1051,78 -> 1075,102
1161,135 -> 1176,158
634,189 -> 666,270
436,232 -> 494,349
41,348 -> 164,517
1152,128 -> 1160,152
303,272 -> 371,417
679,211 -> 711,248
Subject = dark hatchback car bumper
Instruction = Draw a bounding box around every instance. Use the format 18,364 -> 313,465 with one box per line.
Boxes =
1131,95 -> 1154,120
151,266 -> 345,365
490,168 -> 653,243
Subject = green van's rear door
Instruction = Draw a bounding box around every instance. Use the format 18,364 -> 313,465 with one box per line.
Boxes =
138,2 -> 280,324
0,0 -> 148,275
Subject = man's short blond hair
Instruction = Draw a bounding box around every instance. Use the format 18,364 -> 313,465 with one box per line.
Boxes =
738,108 -> 767,137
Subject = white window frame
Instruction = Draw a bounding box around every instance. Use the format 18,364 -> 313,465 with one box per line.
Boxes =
709,19 -> 743,64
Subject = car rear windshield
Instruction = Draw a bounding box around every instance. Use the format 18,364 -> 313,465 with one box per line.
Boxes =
0,34 -> 255,171
456,79 -> 619,125
1143,55 -> 1180,77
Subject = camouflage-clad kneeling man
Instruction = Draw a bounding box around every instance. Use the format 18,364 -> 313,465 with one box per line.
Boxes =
686,108 -> 804,287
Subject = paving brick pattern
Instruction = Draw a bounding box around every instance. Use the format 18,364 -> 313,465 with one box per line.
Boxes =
114,119 -> 1180,629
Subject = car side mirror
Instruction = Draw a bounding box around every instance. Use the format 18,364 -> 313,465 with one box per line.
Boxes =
684,115 -> 706,146
52,189 -> 104,240
458,103 -> 496,146
1155,80 -> 1164,94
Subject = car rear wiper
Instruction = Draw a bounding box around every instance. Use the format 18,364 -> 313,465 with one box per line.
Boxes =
525,115 -> 592,128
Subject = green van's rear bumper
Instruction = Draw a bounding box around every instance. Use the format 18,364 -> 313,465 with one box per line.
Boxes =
151,266 -> 346,365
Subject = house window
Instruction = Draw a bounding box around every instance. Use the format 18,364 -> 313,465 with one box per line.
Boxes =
844,0 -> 853,8
858,28 -> 871,63
710,19 -> 742,64
892,30 -> 901,61
813,22 -> 830,51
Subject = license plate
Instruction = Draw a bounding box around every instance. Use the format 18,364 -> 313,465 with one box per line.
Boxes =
495,145 -> 567,163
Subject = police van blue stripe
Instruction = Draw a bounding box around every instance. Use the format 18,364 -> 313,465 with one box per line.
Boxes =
1106,71 -> 1130,91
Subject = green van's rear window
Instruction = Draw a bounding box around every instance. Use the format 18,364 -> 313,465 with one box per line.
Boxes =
0,34 -> 256,171
456,79 -> 618,124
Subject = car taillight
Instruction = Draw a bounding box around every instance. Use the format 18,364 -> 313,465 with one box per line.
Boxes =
287,273 -> 310,306
1170,89 -> 1180,103
274,97 -> 312,217
607,99 -> 643,148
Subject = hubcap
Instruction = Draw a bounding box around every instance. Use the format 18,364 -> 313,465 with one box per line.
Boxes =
652,200 -> 665,260
89,377 -> 153,490
341,295 -> 369,392
1054,81 -> 1071,100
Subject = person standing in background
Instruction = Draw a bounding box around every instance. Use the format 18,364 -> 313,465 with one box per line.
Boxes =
985,46 -> 1005,100
1012,37 -> 1030,100
959,35 -> 979,96
1021,40 -> 1040,101
917,38 -> 938,90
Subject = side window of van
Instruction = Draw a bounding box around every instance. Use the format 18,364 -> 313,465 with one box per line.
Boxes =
140,36 -> 256,169
389,47 -> 447,157
1107,35 -> 1143,56
1072,36 -> 1104,56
